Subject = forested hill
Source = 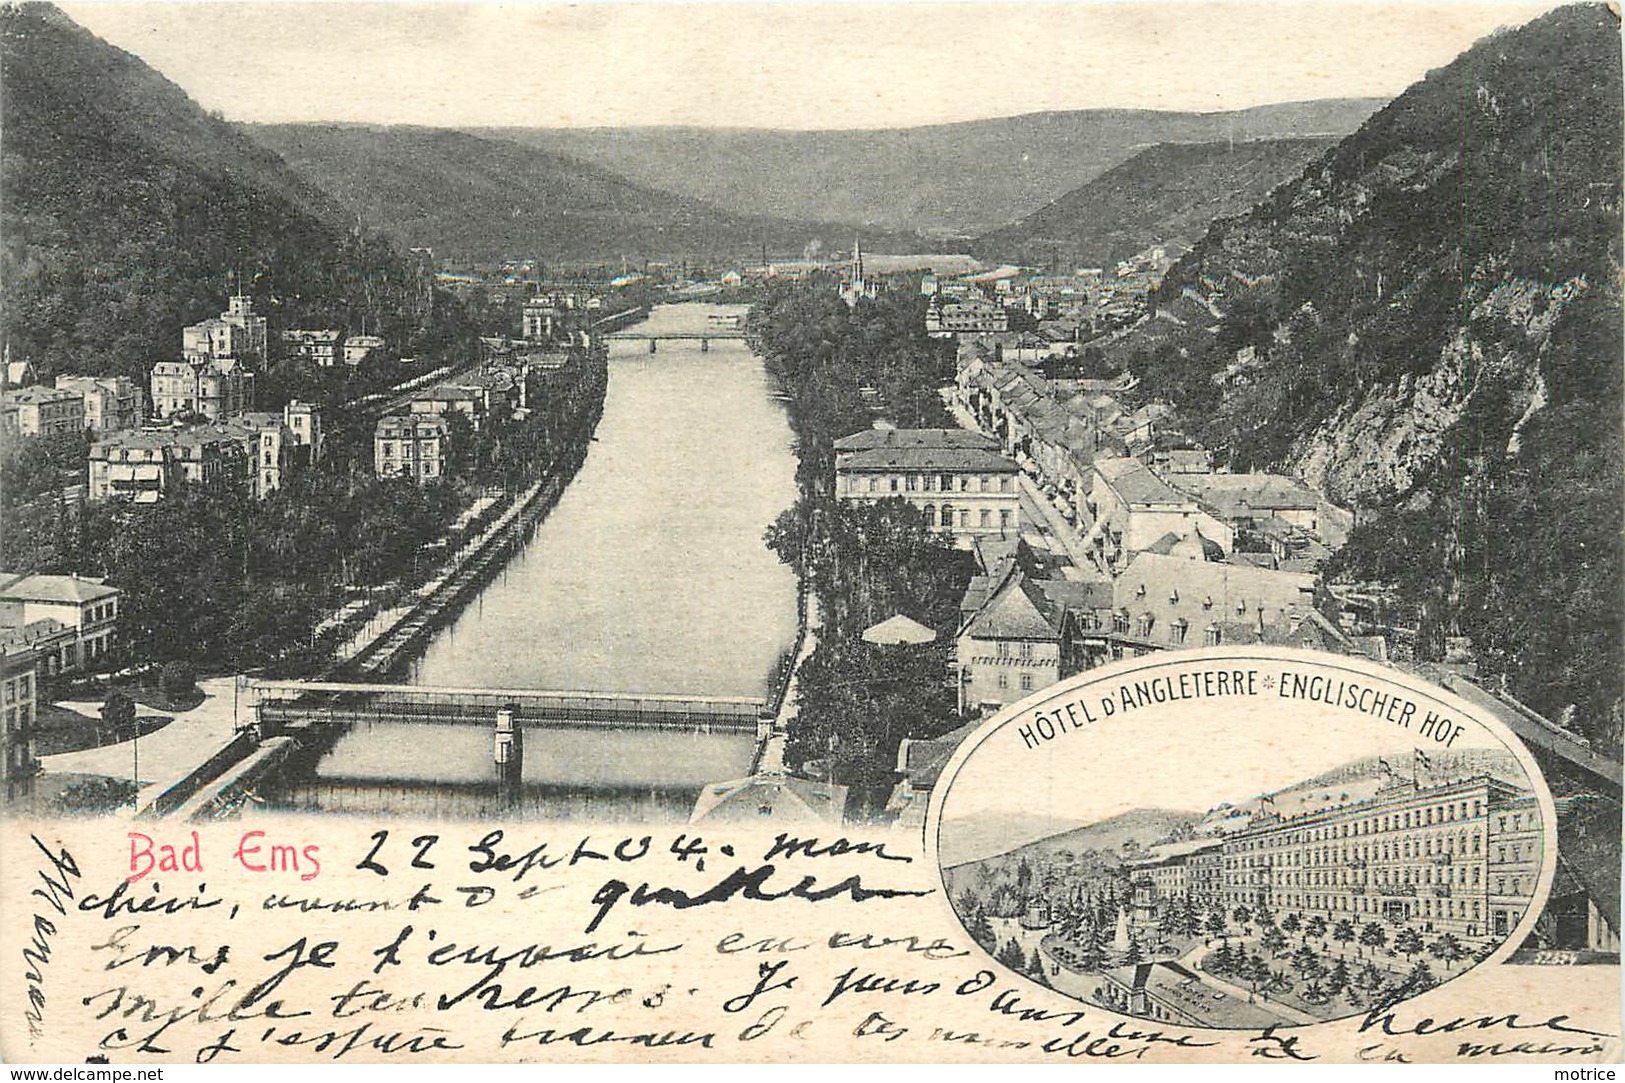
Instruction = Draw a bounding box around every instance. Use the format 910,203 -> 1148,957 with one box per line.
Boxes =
1109,4 -> 1622,751
972,136 -> 1339,268
475,99 -> 1384,237
246,124 -> 926,262
0,4 -> 461,382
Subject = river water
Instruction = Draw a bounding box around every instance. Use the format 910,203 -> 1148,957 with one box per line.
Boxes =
278,304 -> 802,819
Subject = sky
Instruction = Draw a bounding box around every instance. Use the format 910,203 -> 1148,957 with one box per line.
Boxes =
59,1 -> 1563,130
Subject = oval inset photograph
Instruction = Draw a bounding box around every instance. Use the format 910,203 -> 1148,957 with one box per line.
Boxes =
928,647 -> 1556,1030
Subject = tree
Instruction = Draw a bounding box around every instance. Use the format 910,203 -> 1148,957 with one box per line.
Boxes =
1394,927 -> 1426,961
1332,919 -> 1357,957
1232,905 -> 1253,932
1245,953 -> 1272,998
1260,925 -> 1288,956
1359,921 -> 1389,957
1179,896 -> 1201,938
1429,932 -> 1467,971
99,689 -> 136,745
1206,910 -> 1228,942
1077,925 -> 1107,972
1326,958 -> 1352,995
158,659 -> 197,699
1290,943 -> 1322,979
1281,912 -> 1303,937
1305,914 -> 1328,945
1028,947 -> 1049,986
996,938 -> 1026,972
964,908 -> 997,953
1123,936 -> 1145,966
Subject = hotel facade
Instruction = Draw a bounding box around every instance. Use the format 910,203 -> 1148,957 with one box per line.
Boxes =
1218,775 -> 1539,938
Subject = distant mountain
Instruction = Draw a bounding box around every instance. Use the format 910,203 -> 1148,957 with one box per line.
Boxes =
943,807 -> 1202,870
0,4 -> 450,382
1106,4 -> 1622,751
245,124 -> 922,263
972,137 -> 1339,269
474,100 -> 1384,237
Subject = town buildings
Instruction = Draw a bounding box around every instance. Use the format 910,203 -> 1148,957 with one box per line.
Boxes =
149,358 -> 254,420
409,371 -> 519,430
0,637 -> 39,802
1086,457 -> 1233,566
834,428 -> 1022,542
523,293 -> 589,344
343,335 -> 386,366
374,414 -> 450,483
54,375 -> 144,432
184,293 -> 268,365
89,428 -> 250,501
0,572 -> 122,676
926,294 -> 1009,337
0,385 -> 85,438
282,328 -> 345,367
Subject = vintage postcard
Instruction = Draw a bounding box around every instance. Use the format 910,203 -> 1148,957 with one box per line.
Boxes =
1,0 -> 1620,1067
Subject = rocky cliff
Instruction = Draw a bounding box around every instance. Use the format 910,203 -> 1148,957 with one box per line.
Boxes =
1108,4 -> 1622,747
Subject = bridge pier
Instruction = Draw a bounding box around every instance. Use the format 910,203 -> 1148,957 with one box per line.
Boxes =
649,339 -> 658,354
493,704 -> 524,803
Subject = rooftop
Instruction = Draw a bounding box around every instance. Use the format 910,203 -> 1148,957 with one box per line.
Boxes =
0,572 -> 120,605
839,446 -> 1019,473
861,613 -> 938,646
963,568 -> 1064,641
835,427 -> 1000,453
690,773 -> 849,824
1093,457 -> 1191,507
2,385 -> 81,405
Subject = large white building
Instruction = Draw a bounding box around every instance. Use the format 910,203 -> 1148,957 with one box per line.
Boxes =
835,429 -> 1022,542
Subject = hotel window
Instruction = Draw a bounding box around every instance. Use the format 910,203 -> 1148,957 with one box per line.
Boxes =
1000,509 -> 1012,529
906,474 -> 918,492
979,509 -> 990,528
867,477 -> 878,493
1020,673 -> 1033,691
1204,626 -> 1221,647
924,506 -> 937,527
890,476 -> 899,492
1019,642 -> 1034,662
997,641 -> 1010,659
960,510 -> 971,527
1000,476 -> 1011,492
997,673 -> 1008,690
939,474 -> 952,491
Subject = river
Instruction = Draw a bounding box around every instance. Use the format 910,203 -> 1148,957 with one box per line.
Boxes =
276,303 -> 802,820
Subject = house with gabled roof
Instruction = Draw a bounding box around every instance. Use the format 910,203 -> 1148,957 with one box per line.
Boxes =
956,565 -> 1073,714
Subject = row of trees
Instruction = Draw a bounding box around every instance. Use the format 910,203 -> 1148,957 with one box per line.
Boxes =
747,276 -> 957,487
749,281 -> 971,803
